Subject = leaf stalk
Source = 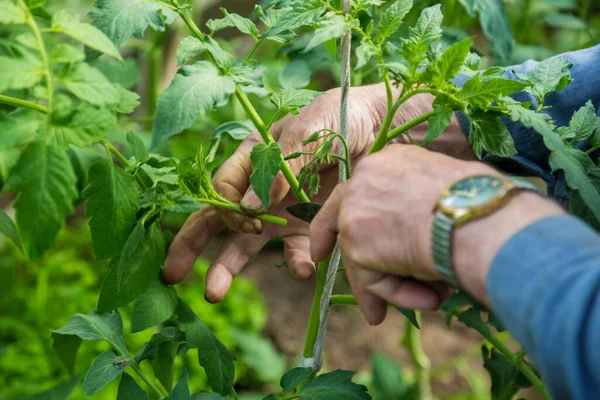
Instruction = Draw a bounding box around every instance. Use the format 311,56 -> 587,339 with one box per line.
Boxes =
0,94 -> 48,114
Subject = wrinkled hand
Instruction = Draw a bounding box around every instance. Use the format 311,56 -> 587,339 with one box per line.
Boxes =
163,83 -> 472,303
310,145 -> 496,325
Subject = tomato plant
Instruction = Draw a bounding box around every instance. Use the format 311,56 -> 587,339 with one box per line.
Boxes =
1,0 -> 599,399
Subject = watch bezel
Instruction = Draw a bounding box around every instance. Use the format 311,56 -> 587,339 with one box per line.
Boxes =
434,174 -> 517,227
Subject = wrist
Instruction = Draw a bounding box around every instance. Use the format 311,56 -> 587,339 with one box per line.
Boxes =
453,190 -> 565,305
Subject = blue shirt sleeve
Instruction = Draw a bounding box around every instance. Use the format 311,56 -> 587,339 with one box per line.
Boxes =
488,215 -> 600,399
457,44 -> 600,205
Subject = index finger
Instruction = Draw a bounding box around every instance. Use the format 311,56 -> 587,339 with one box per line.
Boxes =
310,183 -> 347,262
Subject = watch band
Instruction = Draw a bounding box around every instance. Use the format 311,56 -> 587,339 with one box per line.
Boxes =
432,177 -> 544,287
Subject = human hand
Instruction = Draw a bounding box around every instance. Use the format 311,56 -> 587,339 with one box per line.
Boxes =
310,145 -> 563,325
163,83 -> 473,302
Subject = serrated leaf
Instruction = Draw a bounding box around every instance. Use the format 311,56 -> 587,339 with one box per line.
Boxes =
207,8 -> 259,38
82,158 -> 140,260
565,100 -> 597,141
152,61 -> 236,148
204,36 -> 235,70
423,105 -> 452,146
111,85 -> 140,114
280,367 -> 312,394
524,56 -> 572,103
176,302 -> 235,396
304,13 -> 352,53
117,373 -> 148,400
468,114 -> 517,158
300,369 -> 370,399
434,36 -> 474,85
131,279 -> 178,333
0,0 -> 27,24
83,352 -> 127,395
271,88 -> 321,116
0,55 -> 43,92
61,63 -> 121,106
118,222 -> 146,287
507,104 -> 600,223
279,60 -> 311,89
4,141 -> 77,259
89,0 -> 177,48
154,342 -> 177,393
0,110 -> 41,151
355,38 -> 378,70
176,36 -> 206,66
261,0 -> 325,38
51,332 -> 82,374
52,311 -> 128,356
50,43 -> 85,64
127,131 -> 149,162
458,0 -> 513,61
212,120 -> 256,140
482,347 -> 532,400
51,10 -> 122,62
97,225 -> 165,312
22,375 -> 80,400
250,142 -> 282,210
375,0 -> 412,43
0,210 -> 22,251
461,75 -> 529,108
399,4 -> 442,71
44,106 -> 117,149
458,307 -> 491,336
229,64 -> 264,88
170,369 -> 191,400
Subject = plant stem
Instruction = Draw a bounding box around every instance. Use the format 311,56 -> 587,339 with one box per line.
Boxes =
131,363 -> 169,399
401,313 -> 432,400
387,111 -> 435,142
195,198 -> 288,226
21,0 -> 53,111
303,256 -> 330,358
329,294 -> 359,305
178,9 -> 205,41
100,139 -> 131,168
245,39 -> 264,61
586,145 -> 600,155
230,387 -> 240,400
0,94 -> 48,114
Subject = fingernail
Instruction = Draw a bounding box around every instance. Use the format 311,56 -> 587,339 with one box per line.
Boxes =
241,220 -> 260,234
241,191 -> 264,213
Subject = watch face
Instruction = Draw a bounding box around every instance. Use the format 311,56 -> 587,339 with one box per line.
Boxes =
440,175 -> 506,210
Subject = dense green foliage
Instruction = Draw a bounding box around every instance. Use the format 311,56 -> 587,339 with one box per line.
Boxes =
0,0 -> 598,399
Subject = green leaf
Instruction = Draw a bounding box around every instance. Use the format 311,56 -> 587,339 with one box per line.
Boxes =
371,353 -> 412,399
131,279 -> 178,333
61,63 -> 121,106
439,291 -> 473,327
458,308 -> 491,336
304,13 -> 352,53
212,120 -> 256,140
44,106 -> 117,149
482,347 -> 532,400
564,100 -> 597,141
50,43 -> 85,64
92,58 -> 141,89
279,60 -> 312,89
117,373 -> 148,400
204,36 -> 235,71
0,0 -> 27,24
89,0 -> 177,48
127,131 -> 149,162
170,369 -> 191,400
375,0 -> 412,43
111,85 -> 140,114
458,0 -> 513,61
117,221 -> 145,284
524,56 -> 572,103
0,210 -> 22,251
506,104 -> 600,223
400,4 -> 443,68
286,202 -> 322,223
234,330 -> 286,383
51,332 -> 82,374
280,367 -> 312,395
271,88 -> 321,117
255,5 -> 296,42
423,105 -> 452,146
433,36 -> 474,85
176,302 -> 235,396
82,158 -> 140,260
0,54 -> 43,92
83,352 -> 128,395
394,307 -> 420,329
118,221 -> 164,292
355,38 -> 378,70
51,10 -> 123,62
261,0 -> 325,38
207,8 -> 259,38
152,61 -> 236,148
98,225 -> 165,311
544,12 -> 586,30
250,142 -> 283,210
22,375 -> 80,400
0,110 -> 42,151
4,141 -> 77,259
300,369 -> 370,399
468,114 -> 517,158
52,311 -> 129,356
461,75 -> 529,108
176,36 -> 206,66
154,342 -> 177,393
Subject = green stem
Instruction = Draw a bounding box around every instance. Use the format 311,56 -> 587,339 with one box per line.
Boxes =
0,94 -> 48,114
99,139 -> 131,168
230,387 -> 240,400
131,363 -> 169,399
329,294 -> 358,305
586,145 -> 600,155
368,67 -> 400,154
303,257 -> 330,358
21,0 -> 53,111
178,9 -> 205,41
195,198 -> 288,226
401,313 -> 432,400
245,39 -> 264,61
386,111 -> 435,142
